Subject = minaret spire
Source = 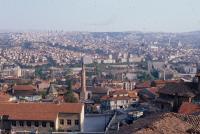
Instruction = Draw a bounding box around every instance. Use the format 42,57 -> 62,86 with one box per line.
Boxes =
80,58 -> 87,101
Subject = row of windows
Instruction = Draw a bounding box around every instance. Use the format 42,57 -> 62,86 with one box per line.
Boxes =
59,119 -> 79,126
114,100 -> 129,104
12,121 -> 54,128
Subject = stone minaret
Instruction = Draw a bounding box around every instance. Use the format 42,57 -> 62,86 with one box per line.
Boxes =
80,60 -> 87,101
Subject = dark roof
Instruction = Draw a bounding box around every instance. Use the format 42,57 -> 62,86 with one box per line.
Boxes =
75,86 -> 109,94
157,82 -> 196,97
87,86 -> 109,94
155,97 -> 174,104
138,88 -> 157,100
101,95 -> 131,101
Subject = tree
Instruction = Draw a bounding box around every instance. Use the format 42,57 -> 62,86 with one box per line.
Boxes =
35,66 -> 43,77
40,91 -> 47,99
64,80 -> 78,103
94,62 -> 101,76
151,69 -> 159,79
137,72 -> 152,81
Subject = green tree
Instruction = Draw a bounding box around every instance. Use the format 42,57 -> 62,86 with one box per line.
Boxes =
64,80 -> 78,103
151,69 -> 159,79
137,72 -> 152,81
94,62 -> 101,76
35,67 -> 43,77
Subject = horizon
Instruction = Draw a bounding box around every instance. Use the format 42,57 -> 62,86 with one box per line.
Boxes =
0,29 -> 200,34
0,0 -> 200,32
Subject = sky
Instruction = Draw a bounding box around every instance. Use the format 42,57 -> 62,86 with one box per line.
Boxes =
0,0 -> 200,32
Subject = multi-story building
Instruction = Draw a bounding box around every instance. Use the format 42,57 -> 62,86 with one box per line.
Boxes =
1,66 -> 22,78
101,90 -> 139,111
0,103 -> 84,133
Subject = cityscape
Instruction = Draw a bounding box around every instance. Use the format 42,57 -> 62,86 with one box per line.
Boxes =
0,0 -> 200,134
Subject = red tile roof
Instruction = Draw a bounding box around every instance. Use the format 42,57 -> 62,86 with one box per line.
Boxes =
101,90 -> 138,101
128,91 -> 138,98
0,93 -> 10,102
135,81 -> 151,89
0,103 -> 83,121
179,102 -> 200,114
118,113 -> 192,134
153,80 -> 179,85
13,85 -> 36,91
146,87 -> 159,95
110,90 -> 128,96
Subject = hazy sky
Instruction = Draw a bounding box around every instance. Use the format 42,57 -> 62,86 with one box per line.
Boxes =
0,0 -> 200,32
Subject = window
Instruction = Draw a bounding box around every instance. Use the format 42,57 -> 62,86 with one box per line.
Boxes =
161,104 -> 164,110
67,120 -> 71,125
27,121 -> 31,127
42,122 -> 46,127
75,120 -> 79,125
35,121 -> 39,127
50,122 -> 54,128
12,121 -> 16,126
60,119 -> 64,125
19,121 -> 24,126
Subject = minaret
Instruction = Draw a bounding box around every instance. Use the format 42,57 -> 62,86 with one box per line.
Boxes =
80,59 -> 87,101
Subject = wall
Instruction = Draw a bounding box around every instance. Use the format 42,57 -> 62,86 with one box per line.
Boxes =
11,120 -> 54,133
110,99 -> 130,110
80,105 -> 84,132
57,113 -> 80,132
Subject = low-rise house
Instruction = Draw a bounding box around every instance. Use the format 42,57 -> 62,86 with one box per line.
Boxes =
0,103 -> 84,133
155,82 -> 196,112
75,86 -> 110,103
101,90 -> 139,111
10,85 -> 38,98
87,86 -> 110,102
